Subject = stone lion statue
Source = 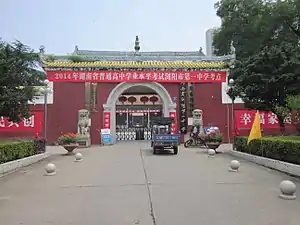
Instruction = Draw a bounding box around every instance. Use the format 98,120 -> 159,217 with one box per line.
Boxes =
191,109 -> 204,135
77,109 -> 90,137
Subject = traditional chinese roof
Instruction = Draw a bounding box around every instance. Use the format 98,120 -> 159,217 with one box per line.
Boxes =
41,36 -> 235,69
43,60 -> 226,69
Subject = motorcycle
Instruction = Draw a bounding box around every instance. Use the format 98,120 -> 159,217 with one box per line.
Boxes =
184,133 -> 207,148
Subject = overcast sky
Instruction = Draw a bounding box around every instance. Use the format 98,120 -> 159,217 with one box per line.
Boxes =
1,0 -> 220,55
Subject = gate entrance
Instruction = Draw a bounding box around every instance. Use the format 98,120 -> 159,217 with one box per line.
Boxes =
115,86 -> 163,141
103,82 -> 177,143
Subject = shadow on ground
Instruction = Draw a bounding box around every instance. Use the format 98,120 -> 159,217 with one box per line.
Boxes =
140,148 -> 176,156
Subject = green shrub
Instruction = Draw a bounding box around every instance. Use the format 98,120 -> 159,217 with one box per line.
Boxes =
201,134 -> 223,143
0,141 -> 36,164
234,136 -> 300,165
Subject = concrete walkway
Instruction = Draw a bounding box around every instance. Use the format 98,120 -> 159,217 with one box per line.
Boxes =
0,142 -> 300,225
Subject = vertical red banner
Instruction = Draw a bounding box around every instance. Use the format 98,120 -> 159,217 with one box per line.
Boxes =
103,112 -> 111,129
169,112 -> 177,133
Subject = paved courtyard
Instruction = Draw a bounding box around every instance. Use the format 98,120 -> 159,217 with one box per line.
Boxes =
0,142 -> 300,225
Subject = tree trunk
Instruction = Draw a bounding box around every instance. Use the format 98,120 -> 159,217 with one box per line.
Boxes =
278,116 -> 286,135
295,110 -> 300,134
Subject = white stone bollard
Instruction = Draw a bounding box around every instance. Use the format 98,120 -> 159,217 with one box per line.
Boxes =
44,163 -> 56,176
208,149 -> 216,157
74,153 -> 83,162
279,180 -> 296,200
229,160 -> 240,172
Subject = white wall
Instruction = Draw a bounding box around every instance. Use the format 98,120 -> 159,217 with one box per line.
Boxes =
29,82 -> 54,105
221,82 -> 243,104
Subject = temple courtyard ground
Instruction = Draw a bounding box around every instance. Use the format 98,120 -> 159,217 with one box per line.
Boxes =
0,142 -> 300,225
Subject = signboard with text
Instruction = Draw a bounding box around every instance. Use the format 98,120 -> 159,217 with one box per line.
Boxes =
103,112 -> 111,129
101,133 -> 113,145
0,112 -> 43,132
46,70 -> 227,83
169,112 -> 177,133
234,110 -> 292,129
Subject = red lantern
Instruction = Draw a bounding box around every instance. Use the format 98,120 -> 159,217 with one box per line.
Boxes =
150,96 -> 158,105
140,96 -> 149,104
118,96 -> 127,104
128,96 -> 137,104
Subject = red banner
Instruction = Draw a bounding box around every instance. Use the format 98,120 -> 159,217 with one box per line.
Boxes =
0,112 -> 43,132
103,112 -> 111,129
234,110 -> 292,129
169,112 -> 177,133
46,70 -> 227,83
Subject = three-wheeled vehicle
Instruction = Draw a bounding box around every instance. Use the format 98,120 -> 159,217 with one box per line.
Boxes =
150,117 -> 180,155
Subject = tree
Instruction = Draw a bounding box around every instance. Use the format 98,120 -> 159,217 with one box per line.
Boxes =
232,42 -> 300,132
213,0 -> 276,59
286,95 -> 300,132
213,0 -> 299,62
272,0 -> 300,38
213,0 -> 300,133
0,40 -> 46,122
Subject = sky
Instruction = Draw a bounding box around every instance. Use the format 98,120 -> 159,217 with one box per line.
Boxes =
1,0 -> 221,55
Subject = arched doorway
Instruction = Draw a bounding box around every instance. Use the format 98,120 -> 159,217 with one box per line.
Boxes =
103,82 -> 176,142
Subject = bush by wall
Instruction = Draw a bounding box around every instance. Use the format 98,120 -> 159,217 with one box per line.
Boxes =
234,136 -> 300,165
33,138 -> 46,154
0,141 -> 36,164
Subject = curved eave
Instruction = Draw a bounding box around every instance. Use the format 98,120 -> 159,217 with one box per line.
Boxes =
42,61 -> 227,69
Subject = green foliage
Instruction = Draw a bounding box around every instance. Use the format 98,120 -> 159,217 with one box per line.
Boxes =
274,105 -> 290,118
213,0 -> 299,59
230,38 -> 300,115
272,0 -> 300,39
285,94 -> 300,133
234,136 -> 300,164
263,136 -> 300,142
214,0 -> 300,132
0,141 -> 35,164
214,0 -> 270,58
0,39 -> 46,122
203,134 -> 223,143
286,95 -> 300,110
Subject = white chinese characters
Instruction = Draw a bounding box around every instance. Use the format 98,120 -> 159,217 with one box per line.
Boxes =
237,111 -> 294,128
0,117 -> 5,128
0,115 -> 35,128
103,113 -> 110,128
52,71 -> 225,82
240,113 -> 252,125
268,113 -> 278,124
24,116 -> 35,127
7,121 -> 19,128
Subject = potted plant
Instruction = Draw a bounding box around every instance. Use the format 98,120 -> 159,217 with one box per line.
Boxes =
57,133 -> 79,154
204,132 -> 223,152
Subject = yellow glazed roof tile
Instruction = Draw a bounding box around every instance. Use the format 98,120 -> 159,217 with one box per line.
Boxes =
43,60 -> 225,69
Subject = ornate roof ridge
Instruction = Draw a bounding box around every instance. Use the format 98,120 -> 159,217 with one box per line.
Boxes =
42,60 -> 228,69
75,49 -> 206,57
43,54 -> 234,62
39,36 -> 236,64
